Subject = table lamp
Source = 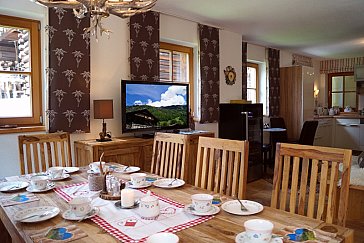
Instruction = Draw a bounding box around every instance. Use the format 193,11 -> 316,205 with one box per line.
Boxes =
94,99 -> 113,142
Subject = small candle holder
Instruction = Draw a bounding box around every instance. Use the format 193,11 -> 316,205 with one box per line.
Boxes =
88,174 -> 104,191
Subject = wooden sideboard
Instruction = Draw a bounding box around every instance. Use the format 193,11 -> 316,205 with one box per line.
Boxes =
74,131 -> 214,183
74,137 -> 154,171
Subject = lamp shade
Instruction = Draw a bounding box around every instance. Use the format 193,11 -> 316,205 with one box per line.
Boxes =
94,100 -> 113,119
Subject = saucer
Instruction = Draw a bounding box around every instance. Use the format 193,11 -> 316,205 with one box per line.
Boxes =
62,207 -> 99,221
114,166 -> 140,174
63,167 -> 79,173
48,174 -> 70,181
26,183 -> 55,193
114,200 -> 140,209
221,200 -> 264,216
127,181 -> 152,189
153,178 -> 185,188
0,181 -> 29,192
184,204 -> 220,216
14,206 -> 60,223
235,232 -> 283,243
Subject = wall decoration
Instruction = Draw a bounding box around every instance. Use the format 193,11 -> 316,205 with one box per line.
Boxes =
224,66 -> 236,85
199,24 -> 220,124
242,41 -> 247,99
130,11 -> 160,82
268,48 -> 280,117
292,54 -> 312,67
47,8 -> 90,133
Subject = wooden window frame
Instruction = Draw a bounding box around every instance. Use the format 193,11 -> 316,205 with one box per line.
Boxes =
160,42 -> 194,114
0,14 -> 42,126
247,62 -> 259,103
328,72 -> 356,110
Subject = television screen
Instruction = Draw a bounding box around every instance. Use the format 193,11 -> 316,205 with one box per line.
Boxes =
122,80 -> 189,133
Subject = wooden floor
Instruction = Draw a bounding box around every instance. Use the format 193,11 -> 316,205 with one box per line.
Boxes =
246,179 -> 364,243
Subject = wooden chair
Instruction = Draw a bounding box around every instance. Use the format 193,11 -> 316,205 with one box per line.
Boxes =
271,142 -> 352,226
18,132 -> 72,174
150,132 -> 187,179
194,137 -> 249,199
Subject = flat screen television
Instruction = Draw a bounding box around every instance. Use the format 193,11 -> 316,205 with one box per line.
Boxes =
121,80 -> 189,133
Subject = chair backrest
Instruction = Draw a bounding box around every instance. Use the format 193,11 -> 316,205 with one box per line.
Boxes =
151,132 -> 187,179
271,143 -> 352,226
194,137 -> 249,199
298,120 -> 319,145
270,117 -> 288,143
18,132 -> 72,174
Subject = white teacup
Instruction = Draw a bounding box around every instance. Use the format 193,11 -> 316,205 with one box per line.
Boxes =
69,197 -> 92,217
191,194 -> 213,213
30,175 -> 49,190
89,162 -> 106,173
48,166 -> 64,179
130,173 -> 147,186
244,219 -> 273,243
139,191 -> 160,219
146,232 -> 179,243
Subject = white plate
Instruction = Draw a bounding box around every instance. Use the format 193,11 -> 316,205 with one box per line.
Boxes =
0,181 -> 29,192
185,204 -> 220,216
235,232 -> 283,243
221,200 -> 264,216
62,207 -> 99,221
114,166 -> 140,174
153,178 -> 185,188
127,181 -> 152,189
63,167 -> 79,173
48,174 -> 70,181
26,183 -> 56,193
14,206 -> 60,223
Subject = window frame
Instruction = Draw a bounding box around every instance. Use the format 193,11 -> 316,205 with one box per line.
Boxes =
0,14 -> 42,126
328,72 -> 356,110
247,62 -> 259,103
160,42 -> 194,114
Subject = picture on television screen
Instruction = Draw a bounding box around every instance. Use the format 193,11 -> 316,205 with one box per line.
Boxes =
123,81 -> 189,132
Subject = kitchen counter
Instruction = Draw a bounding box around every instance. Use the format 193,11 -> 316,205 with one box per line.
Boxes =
314,114 -> 364,119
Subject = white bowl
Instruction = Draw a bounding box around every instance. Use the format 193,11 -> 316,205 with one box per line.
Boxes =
146,232 -> 179,243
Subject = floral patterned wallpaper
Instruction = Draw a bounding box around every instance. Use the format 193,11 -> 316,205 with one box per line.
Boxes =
130,11 -> 160,82
199,24 -> 219,124
47,8 -> 90,133
268,48 -> 280,117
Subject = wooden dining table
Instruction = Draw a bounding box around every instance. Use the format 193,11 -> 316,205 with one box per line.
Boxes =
0,166 -> 354,243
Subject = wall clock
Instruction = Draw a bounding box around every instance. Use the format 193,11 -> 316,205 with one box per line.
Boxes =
224,66 -> 236,85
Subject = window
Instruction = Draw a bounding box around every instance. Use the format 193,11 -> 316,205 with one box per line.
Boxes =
247,62 -> 259,103
160,42 -> 194,112
328,72 -> 356,109
0,14 -> 42,126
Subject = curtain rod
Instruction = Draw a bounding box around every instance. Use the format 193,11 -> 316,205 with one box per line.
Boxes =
156,10 -> 224,30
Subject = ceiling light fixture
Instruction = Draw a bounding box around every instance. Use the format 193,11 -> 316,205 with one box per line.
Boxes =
34,0 -> 157,38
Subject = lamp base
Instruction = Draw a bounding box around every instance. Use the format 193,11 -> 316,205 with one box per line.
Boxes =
96,138 -> 112,142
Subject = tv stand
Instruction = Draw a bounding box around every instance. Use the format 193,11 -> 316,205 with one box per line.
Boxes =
134,132 -> 155,139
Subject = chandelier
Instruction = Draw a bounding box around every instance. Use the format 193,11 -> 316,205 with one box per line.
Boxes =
34,0 -> 157,38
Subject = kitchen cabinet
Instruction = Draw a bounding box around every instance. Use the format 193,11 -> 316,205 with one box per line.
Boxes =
313,118 -> 333,147
280,66 -> 314,141
334,119 -> 360,150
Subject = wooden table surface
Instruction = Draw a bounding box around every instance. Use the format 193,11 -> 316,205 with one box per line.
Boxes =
0,167 -> 354,243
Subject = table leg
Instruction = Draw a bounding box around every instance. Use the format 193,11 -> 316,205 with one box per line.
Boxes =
0,218 -> 12,243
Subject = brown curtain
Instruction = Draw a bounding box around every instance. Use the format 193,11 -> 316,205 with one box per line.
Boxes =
199,24 -> 219,123
130,11 -> 160,81
268,48 -> 280,117
47,8 -> 90,133
242,41 -> 247,99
